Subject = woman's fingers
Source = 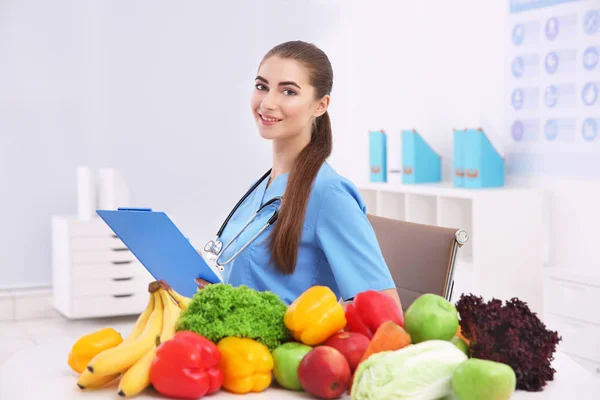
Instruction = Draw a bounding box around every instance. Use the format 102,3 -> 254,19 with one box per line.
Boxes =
195,278 -> 211,289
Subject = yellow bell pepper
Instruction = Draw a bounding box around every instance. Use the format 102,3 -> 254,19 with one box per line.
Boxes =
217,337 -> 274,394
284,285 -> 346,345
67,328 -> 123,374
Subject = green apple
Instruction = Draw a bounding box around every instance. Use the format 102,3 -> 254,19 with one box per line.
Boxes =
452,358 -> 516,400
272,342 -> 313,391
450,336 -> 469,355
404,293 -> 459,343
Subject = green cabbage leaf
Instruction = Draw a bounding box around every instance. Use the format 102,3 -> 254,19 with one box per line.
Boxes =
351,340 -> 468,400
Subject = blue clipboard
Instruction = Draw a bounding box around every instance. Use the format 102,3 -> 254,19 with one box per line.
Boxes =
96,207 -> 223,298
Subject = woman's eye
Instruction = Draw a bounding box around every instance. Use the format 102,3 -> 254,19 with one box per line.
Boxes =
255,83 -> 267,91
284,89 -> 297,96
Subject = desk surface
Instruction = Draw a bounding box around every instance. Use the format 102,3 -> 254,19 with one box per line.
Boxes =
1,337 -> 598,399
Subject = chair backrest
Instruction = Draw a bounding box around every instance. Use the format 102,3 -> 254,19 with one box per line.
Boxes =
367,214 -> 465,312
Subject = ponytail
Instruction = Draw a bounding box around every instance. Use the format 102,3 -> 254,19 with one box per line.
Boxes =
260,40 -> 334,274
268,111 -> 332,274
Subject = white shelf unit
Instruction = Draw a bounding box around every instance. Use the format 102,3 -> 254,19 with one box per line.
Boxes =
52,216 -> 155,319
359,182 -> 546,315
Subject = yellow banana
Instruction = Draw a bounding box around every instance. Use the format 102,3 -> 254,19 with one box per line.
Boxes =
165,286 -> 192,311
159,288 -> 181,343
116,347 -> 156,397
121,291 -> 155,345
77,369 -> 119,390
87,291 -> 163,376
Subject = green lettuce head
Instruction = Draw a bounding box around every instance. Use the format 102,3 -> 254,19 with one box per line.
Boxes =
176,283 -> 292,351
351,340 -> 468,400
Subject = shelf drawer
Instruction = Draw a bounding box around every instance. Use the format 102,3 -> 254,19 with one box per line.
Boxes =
71,274 -> 154,297
543,277 -> 600,324
70,292 -> 150,318
71,236 -> 127,251
544,314 -> 600,361
68,219 -> 115,237
72,250 -> 137,265
72,261 -> 146,280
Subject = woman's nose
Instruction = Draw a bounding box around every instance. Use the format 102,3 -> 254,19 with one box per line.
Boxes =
261,92 -> 277,110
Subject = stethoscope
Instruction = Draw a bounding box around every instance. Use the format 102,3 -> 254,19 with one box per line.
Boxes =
203,169 -> 282,271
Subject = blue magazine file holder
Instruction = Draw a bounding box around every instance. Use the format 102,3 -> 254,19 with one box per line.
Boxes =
401,129 -> 441,184
96,208 -> 223,299
463,128 -> 505,189
453,129 -> 466,187
369,130 -> 387,182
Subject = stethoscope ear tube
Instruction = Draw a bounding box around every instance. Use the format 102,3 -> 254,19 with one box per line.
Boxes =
206,171 -> 282,272
215,217 -> 275,268
267,211 -> 278,225
261,196 -> 282,208
216,169 -> 272,237
213,198 -> 282,270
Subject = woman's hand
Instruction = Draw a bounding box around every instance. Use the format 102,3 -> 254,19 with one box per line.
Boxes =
195,278 -> 211,290
194,249 -> 213,290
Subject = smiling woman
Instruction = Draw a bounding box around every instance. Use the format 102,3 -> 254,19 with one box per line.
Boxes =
199,40 -> 401,309
251,56 -> 329,149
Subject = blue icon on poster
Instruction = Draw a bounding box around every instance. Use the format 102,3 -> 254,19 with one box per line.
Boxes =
512,57 -> 525,78
584,10 -> 598,35
582,82 -> 598,106
546,17 -> 559,40
583,47 -> 599,70
512,89 -> 524,110
544,120 -> 558,141
511,120 -> 525,141
545,52 -> 559,74
582,118 -> 598,141
545,85 -> 559,107
512,24 -> 525,45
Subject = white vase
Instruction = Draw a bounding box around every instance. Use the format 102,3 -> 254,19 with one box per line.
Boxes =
76,166 -> 96,220
98,168 -> 130,210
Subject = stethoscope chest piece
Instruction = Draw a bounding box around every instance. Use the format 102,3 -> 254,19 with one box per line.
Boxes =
203,238 -> 223,263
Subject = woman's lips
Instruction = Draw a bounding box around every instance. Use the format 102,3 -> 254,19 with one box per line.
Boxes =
259,113 -> 282,126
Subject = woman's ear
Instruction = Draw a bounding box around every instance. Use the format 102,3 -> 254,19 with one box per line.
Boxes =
314,95 -> 331,118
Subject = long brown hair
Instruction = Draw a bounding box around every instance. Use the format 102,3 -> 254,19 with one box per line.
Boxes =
261,41 -> 333,274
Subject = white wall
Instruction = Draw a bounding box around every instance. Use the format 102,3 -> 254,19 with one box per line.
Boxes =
342,0 -> 600,370
255,0 -> 356,179
347,0 -> 507,184
0,0 -> 354,289
3,0 -> 598,293
1,0 -> 93,289
345,0 -> 600,281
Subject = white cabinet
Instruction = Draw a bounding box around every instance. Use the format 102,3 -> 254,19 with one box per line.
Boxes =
358,182 -> 546,316
542,269 -> 600,368
51,216 -> 155,319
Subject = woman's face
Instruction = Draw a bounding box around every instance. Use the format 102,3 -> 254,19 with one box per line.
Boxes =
251,56 -> 326,141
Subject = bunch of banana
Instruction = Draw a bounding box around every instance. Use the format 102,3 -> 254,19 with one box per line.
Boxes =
75,281 -> 192,398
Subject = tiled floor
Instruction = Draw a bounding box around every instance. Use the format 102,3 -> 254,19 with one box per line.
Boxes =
0,314 -> 138,368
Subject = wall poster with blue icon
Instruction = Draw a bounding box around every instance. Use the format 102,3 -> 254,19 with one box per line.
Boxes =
505,0 -> 600,178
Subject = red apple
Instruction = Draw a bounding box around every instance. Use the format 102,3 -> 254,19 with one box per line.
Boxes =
324,332 -> 370,372
297,346 -> 351,399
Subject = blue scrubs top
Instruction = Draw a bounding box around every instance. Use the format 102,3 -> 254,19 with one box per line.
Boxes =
217,162 -> 396,305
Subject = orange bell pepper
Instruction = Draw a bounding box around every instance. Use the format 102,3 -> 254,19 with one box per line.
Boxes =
68,328 -> 123,374
217,337 -> 274,394
456,325 -> 470,346
284,286 -> 346,346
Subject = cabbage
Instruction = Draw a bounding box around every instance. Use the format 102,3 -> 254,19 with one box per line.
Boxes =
351,340 -> 468,400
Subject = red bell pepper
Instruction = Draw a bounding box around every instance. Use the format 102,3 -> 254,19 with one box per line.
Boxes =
150,331 -> 224,399
344,290 -> 404,339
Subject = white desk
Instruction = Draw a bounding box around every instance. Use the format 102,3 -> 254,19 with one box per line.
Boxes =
1,337 -> 598,399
